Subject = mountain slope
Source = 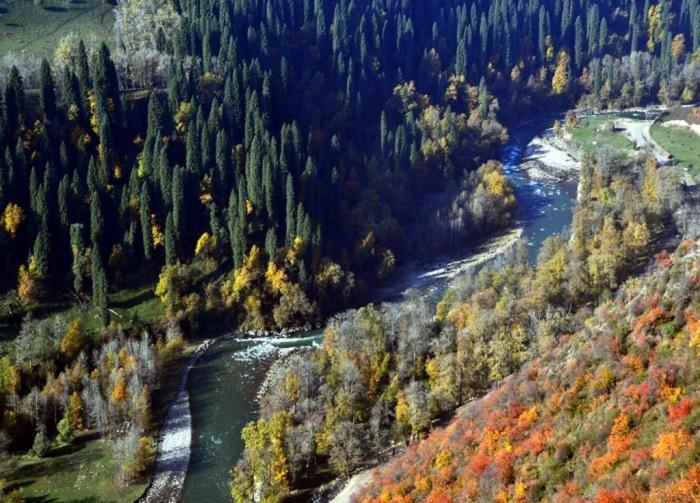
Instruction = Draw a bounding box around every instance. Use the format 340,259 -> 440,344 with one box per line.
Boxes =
358,239 -> 700,502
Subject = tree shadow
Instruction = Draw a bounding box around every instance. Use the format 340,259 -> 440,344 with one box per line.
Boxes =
47,441 -> 85,458
111,289 -> 155,310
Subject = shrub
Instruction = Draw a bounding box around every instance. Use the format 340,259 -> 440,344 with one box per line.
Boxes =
31,431 -> 49,457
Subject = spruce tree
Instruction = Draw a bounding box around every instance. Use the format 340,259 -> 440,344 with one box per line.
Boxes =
91,242 -> 109,326
70,224 -> 85,294
140,183 -> 153,261
165,211 -> 176,265
33,222 -> 50,280
39,59 -> 56,120
90,187 -> 104,248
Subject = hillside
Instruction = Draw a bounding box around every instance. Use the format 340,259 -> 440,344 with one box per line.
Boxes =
358,239 -> 700,502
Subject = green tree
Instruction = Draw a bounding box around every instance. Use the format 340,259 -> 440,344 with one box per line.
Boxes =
91,243 -> 109,326
39,59 -> 56,120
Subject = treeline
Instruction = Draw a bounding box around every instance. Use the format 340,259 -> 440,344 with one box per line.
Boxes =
230,151 -> 683,501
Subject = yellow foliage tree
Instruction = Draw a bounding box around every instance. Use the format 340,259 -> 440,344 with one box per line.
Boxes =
587,217 -> 624,290
17,262 -> 41,307
65,391 -> 85,431
647,4 -> 664,52
151,215 -> 164,248
552,49 -> 571,95
622,219 -> 651,257
484,169 -> 508,197
265,262 -> 288,293
111,368 -> 128,405
60,320 -> 83,359
194,232 -> 214,257
2,203 -> 25,238
0,356 -> 20,395
642,157 -> 660,211
175,102 -> 192,134
671,34 -> 686,60
652,430 -> 694,460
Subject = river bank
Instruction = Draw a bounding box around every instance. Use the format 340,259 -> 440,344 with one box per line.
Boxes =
138,339 -> 214,503
520,131 -> 579,181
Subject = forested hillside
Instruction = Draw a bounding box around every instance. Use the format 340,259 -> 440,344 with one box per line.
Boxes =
231,145 -> 684,500
358,238 -> 700,503
1,0 -> 699,332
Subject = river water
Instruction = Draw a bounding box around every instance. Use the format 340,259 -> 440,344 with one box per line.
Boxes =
181,118 -> 578,502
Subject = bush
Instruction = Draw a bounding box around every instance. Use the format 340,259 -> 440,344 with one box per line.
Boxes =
56,418 -> 73,445
31,431 -> 49,457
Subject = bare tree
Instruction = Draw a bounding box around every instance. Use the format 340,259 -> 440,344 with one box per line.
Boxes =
328,421 -> 364,478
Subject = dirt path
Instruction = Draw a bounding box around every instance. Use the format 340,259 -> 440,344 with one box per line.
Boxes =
138,340 -> 214,503
329,470 -> 373,503
618,118 -> 670,164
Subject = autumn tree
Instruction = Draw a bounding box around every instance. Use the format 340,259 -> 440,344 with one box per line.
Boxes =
552,49 -> 572,94
60,320 -> 83,359
2,203 -> 24,238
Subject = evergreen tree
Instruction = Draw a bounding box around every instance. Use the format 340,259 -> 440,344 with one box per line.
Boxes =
140,183 -> 153,261
39,59 -> 57,120
165,212 -> 176,266
285,174 -> 295,246
91,243 -> 109,326
90,186 -> 104,248
70,223 -> 86,294
33,222 -> 50,280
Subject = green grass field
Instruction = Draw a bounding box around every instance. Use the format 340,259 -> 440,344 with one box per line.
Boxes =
0,285 -> 163,356
0,436 -> 148,503
650,122 -> 700,175
568,115 -> 637,154
0,0 -> 114,59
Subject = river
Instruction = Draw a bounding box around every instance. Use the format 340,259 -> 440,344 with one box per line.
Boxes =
180,117 -> 578,502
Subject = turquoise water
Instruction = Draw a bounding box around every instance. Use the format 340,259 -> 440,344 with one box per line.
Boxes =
503,119 -> 578,262
181,117 -> 577,502
183,334 -> 322,502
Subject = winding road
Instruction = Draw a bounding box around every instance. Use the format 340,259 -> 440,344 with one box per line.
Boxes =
619,118 -> 670,164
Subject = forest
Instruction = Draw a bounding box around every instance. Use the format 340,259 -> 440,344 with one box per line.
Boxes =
231,142 -> 685,501
1,0 -> 699,331
0,0 -> 698,501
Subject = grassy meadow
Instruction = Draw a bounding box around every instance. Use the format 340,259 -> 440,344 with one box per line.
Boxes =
651,120 -> 700,175
0,0 -> 113,59
568,115 -> 637,154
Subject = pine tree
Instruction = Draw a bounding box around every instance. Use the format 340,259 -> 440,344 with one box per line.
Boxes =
90,187 -> 104,248
140,183 -> 153,261
70,223 -> 86,294
39,59 -> 57,120
285,174 -> 295,246
76,40 -> 91,107
33,222 -> 50,280
231,184 -> 247,268
172,166 -> 186,245
574,16 -> 584,70
4,66 -> 24,135
165,211 -> 176,265
91,242 -> 109,326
